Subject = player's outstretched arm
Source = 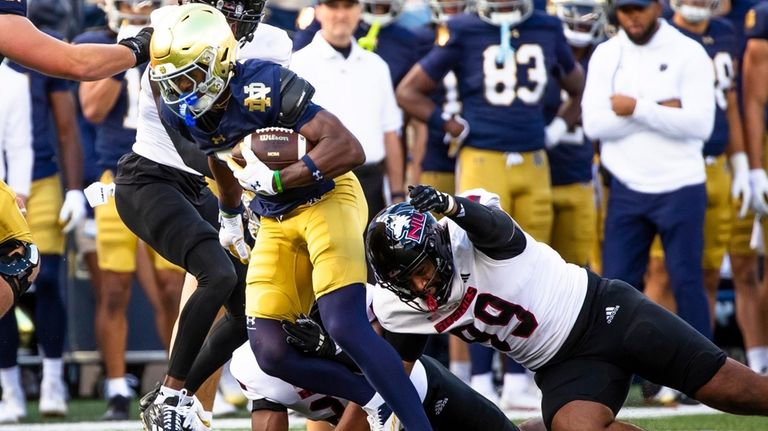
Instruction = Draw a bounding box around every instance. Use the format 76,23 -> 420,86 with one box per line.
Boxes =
409,185 -> 521,258
278,110 -> 365,188
0,15 -> 149,81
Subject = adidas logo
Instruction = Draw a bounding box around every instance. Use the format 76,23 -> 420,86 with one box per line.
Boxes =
605,305 -> 620,324
434,397 -> 448,415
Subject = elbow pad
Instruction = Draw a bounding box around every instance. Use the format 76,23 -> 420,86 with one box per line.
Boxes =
277,67 -> 315,128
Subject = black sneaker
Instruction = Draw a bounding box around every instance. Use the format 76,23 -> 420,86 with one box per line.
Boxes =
102,395 -> 130,421
139,382 -> 161,414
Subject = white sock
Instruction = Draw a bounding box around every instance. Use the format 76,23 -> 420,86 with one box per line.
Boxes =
502,372 -> 529,396
363,391 -> 385,411
0,366 -> 24,400
42,358 -> 63,384
106,377 -> 132,399
156,386 -> 188,405
746,346 -> 768,373
449,361 -> 471,385
470,372 -> 495,395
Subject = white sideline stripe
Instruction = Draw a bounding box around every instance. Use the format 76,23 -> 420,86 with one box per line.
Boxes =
0,405 -> 722,431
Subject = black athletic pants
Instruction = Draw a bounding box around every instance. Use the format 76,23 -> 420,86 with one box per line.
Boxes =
114,152 -> 247,385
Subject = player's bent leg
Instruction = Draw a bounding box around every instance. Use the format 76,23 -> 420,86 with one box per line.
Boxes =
317,285 -> 432,430
694,358 -> 768,414
551,400 -> 643,431
247,317 -> 374,404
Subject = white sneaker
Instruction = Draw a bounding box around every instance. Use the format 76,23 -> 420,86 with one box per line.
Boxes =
0,401 -> 20,424
470,378 -> 499,405
499,389 -> 541,410
39,378 -> 68,417
212,390 -> 237,417
183,397 -> 212,431
0,387 -> 26,419
651,386 -> 680,407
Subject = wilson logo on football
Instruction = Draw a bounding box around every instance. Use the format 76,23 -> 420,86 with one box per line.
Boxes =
259,134 -> 289,142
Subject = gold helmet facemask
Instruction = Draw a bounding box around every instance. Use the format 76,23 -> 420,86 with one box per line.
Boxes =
149,3 -> 238,126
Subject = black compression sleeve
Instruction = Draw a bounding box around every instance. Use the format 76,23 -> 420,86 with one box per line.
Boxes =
448,197 -> 525,260
382,330 -> 429,362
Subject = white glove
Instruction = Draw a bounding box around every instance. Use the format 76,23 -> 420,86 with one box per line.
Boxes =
59,190 -> 88,233
219,211 -> 251,264
443,114 -> 470,146
229,143 -> 277,195
749,168 -> 768,216
730,152 -> 751,219
544,117 -> 568,149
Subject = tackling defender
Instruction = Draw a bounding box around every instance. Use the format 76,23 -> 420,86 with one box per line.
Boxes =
149,5 -> 432,430
366,184 -> 768,431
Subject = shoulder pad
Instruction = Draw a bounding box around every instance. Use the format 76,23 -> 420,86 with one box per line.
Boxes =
277,67 -> 315,129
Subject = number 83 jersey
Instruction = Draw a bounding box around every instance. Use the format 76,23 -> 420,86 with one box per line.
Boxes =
372,190 -> 588,370
419,12 -> 576,153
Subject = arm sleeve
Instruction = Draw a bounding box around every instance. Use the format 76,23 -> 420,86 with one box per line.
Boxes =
382,330 -> 429,362
581,44 -> 647,141
448,196 -> 525,259
631,47 -> 716,141
4,73 -> 33,196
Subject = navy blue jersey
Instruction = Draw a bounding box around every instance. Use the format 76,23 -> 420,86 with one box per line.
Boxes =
729,0 -> 761,51
293,20 -> 426,86
419,12 -> 576,152
416,24 -> 457,173
7,31 -> 70,181
544,53 -> 592,186
673,18 -> 738,157
74,29 -> 144,173
0,0 -> 25,16
745,1 -> 768,40
160,59 -> 329,217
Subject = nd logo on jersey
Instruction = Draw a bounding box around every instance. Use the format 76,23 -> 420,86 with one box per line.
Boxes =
244,82 -> 272,112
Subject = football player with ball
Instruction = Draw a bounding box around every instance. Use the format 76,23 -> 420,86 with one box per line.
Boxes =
150,4 -> 433,431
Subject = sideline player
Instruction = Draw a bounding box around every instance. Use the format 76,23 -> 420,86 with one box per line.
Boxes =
149,5 -> 432,430
366,184 -> 768,431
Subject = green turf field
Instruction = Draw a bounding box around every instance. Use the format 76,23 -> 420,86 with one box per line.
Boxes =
7,385 -> 768,430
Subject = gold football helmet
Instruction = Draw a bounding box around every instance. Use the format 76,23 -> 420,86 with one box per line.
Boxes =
150,3 -> 238,124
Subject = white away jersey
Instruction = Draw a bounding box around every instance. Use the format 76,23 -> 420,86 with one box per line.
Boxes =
229,343 -> 428,423
132,7 -> 293,173
372,190 -> 588,370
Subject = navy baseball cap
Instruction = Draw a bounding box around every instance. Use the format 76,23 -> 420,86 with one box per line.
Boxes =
614,0 -> 655,7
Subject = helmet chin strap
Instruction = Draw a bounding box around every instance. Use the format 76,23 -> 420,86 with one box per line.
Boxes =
179,92 -> 199,127
426,293 -> 438,312
497,22 -> 513,65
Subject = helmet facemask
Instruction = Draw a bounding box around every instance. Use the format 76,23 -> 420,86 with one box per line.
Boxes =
671,0 -> 718,23
152,47 -> 230,125
183,0 -> 266,44
553,0 -> 607,47
476,0 -> 533,27
366,204 -> 455,313
360,0 -> 404,26
429,0 -> 470,23
104,0 -> 162,33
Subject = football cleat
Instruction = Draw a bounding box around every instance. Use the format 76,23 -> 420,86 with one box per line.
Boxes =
139,382 -> 161,414
142,392 -> 193,431
102,394 -> 130,421
39,378 -> 68,417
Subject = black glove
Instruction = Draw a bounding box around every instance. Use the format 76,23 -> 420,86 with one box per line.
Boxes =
282,316 -> 338,360
408,184 -> 455,214
118,26 -> 154,66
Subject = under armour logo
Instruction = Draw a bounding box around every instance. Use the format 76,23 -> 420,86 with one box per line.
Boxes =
312,170 -> 323,181
659,64 -> 668,72
246,316 -> 257,328
434,397 -> 448,415
605,305 -> 620,324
